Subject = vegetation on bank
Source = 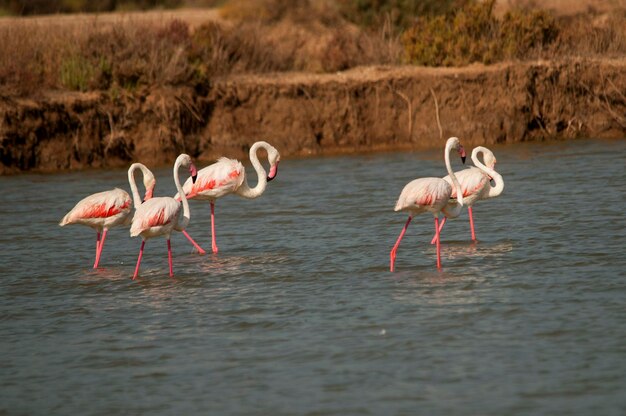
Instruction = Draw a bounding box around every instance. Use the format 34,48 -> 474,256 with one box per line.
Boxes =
0,0 -> 625,97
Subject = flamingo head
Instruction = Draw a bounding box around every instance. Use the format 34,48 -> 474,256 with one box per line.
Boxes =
142,172 -> 156,203
177,154 -> 198,184
266,145 -> 281,182
190,163 -> 198,184
459,145 -> 466,164
448,137 -> 466,164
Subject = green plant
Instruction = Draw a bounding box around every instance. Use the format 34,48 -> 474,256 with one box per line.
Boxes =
60,55 -> 95,91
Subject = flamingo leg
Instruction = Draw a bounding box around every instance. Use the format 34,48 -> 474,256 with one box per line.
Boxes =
390,216 -> 412,272
210,201 -> 218,254
93,231 -> 101,268
93,229 -> 108,269
132,240 -> 146,280
435,217 -> 442,269
468,206 -> 476,241
182,230 -> 207,255
167,239 -> 174,278
430,217 -> 447,245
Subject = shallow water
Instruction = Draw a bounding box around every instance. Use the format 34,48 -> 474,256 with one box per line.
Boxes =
1,138 -> 625,415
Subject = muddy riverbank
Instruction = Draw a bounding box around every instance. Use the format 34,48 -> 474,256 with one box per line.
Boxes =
1,58 -> 625,174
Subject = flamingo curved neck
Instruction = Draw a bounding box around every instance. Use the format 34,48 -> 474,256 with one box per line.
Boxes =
237,142 -> 269,199
444,139 -> 464,217
128,163 -> 147,207
472,148 -> 504,198
173,157 -> 191,230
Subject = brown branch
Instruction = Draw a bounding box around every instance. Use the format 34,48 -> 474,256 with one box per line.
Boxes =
429,87 -> 443,140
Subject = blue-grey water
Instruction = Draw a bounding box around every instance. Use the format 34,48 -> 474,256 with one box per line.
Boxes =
1,138 -> 625,415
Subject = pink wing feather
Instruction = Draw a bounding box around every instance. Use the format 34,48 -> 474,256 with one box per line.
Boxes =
182,157 -> 244,200
444,167 -> 489,198
60,188 -> 131,225
130,197 -> 180,237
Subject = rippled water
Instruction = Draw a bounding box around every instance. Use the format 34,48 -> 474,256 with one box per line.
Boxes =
1,139 -> 625,415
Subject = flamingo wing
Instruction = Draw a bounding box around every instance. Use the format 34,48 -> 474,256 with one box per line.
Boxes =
181,157 -> 244,200
60,188 -> 131,225
130,197 -> 180,237
444,167 -> 489,198
395,178 -> 451,212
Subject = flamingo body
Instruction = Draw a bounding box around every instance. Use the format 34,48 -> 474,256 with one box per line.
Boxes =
445,167 -> 490,203
60,188 -> 132,230
130,154 -> 197,280
60,188 -> 133,269
182,157 -> 244,200
433,146 -> 503,242
178,141 -> 281,254
60,163 -> 156,270
395,177 -> 453,215
130,197 -> 181,239
390,137 -> 466,271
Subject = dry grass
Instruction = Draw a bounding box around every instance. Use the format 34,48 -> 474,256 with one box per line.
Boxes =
0,0 -> 624,97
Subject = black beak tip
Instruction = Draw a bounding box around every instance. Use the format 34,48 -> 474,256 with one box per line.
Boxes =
192,174 -> 197,184
461,156 -> 466,164
266,175 -> 274,182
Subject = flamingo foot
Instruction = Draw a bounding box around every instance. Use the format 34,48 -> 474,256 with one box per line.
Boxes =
210,201 -> 218,254
434,217 -> 442,269
182,230 -> 206,255
167,239 -> 174,278
430,217 -> 447,245
94,229 -> 108,269
132,240 -> 145,280
468,206 -> 477,241
390,249 -> 397,272
390,216 -> 412,272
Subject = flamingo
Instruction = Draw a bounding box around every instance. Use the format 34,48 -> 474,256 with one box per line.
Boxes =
130,154 -> 197,280
390,137 -> 466,271
430,146 -> 504,243
177,141 -> 280,254
59,164 -> 155,269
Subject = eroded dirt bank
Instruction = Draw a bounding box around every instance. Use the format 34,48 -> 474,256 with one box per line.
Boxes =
1,59 -> 625,174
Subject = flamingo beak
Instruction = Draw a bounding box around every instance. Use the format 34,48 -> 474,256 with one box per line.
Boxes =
267,162 -> 279,182
459,147 -> 466,164
190,164 -> 198,184
143,187 -> 154,203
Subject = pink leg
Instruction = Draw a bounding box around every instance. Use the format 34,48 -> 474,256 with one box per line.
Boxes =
167,239 -> 174,278
182,230 -> 206,255
468,206 -> 476,241
132,240 -> 145,280
430,217 -> 447,245
93,229 -> 108,269
390,216 -> 412,272
93,231 -> 101,268
210,201 -> 218,254
435,217 -> 442,269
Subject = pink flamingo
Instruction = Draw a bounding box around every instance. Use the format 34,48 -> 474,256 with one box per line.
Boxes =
177,141 -> 280,254
390,137 -> 466,271
59,164 -> 155,268
130,154 -> 197,280
430,146 -> 504,243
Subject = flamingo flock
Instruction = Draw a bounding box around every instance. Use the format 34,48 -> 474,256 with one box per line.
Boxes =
60,138 -> 503,278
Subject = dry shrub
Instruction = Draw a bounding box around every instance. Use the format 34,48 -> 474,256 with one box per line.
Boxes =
219,0 -> 401,73
402,0 -> 559,66
0,22 -> 72,95
336,0 -> 467,31
554,12 -> 626,58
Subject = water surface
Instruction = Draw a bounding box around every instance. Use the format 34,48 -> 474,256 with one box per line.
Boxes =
1,139 -> 625,415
